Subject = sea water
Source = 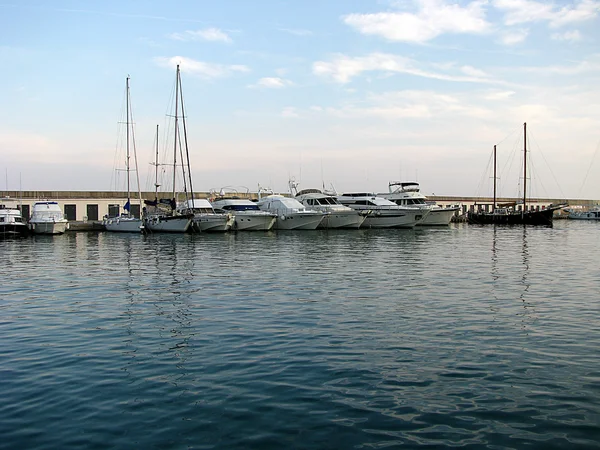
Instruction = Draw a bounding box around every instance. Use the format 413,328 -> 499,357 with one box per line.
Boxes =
1,222 -> 599,449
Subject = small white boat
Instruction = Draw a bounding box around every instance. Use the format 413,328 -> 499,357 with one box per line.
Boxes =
256,194 -> 325,230
178,199 -> 233,232
211,197 -> 276,231
28,201 -> 69,235
380,182 -> 459,226
143,209 -> 193,233
337,193 -> 427,228
295,189 -> 366,229
0,197 -> 29,238
568,205 -> 600,220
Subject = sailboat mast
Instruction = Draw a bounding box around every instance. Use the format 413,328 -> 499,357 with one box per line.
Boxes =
126,76 -> 131,206
154,124 -> 159,200
179,76 -> 195,204
493,144 -> 496,210
172,65 -> 180,203
523,122 -> 527,213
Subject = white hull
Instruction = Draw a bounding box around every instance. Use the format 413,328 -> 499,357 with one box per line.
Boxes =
274,213 -> 324,230
361,210 -> 422,228
320,212 -> 365,229
568,211 -> 600,220
192,214 -> 233,232
144,215 -> 191,233
29,220 -> 69,235
419,207 -> 459,226
103,217 -> 143,233
232,213 -> 276,231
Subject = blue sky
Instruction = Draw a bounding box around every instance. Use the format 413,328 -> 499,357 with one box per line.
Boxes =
1,0 -> 599,199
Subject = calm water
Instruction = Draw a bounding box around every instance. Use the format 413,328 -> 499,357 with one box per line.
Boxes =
1,222 -> 599,449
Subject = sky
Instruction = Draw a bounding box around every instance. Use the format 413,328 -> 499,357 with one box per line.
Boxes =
1,0 -> 599,200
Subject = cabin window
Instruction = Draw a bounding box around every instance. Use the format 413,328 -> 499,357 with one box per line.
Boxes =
0,217 -> 4,222
64,204 -> 77,221
86,204 -> 99,221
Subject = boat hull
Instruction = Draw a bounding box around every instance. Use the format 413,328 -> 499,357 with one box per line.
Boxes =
0,223 -> 29,239
232,213 -> 276,231
274,213 -> 324,230
361,210 -> 423,228
191,214 -> 233,232
467,207 -> 559,226
144,215 -> 192,233
103,217 -> 143,233
419,207 -> 460,226
29,220 -> 69,235
320,212 -> 365,229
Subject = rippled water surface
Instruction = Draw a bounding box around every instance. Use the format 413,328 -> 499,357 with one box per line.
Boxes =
1,222 -> 599,449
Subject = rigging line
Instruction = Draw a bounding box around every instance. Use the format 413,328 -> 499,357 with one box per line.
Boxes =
528,129 -> 566,200
495,123 -> 521,147
577,138 -> 600,198
474,148 -> 494,198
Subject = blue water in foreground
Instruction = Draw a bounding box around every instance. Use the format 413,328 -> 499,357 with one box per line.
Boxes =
1,222 -> 599,449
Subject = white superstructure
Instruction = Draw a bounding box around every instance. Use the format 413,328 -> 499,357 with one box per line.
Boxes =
29,201 -> 69,235
256,195 -> 325,230
211,197 -> 276,231
295,189 -> 366,229
337,193 -> 426,228
381,182 -> 459,226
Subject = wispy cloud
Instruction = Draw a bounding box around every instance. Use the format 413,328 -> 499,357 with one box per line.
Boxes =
168,27 -> 232,43
551,29 -> 583,42
154,56 -> 250,78
281,107 -> 299,118
343,0 -> 490,43
499,28 -> 529,45
278,27 -> 313,36
249,77 -> 294,89
313,52 -> 498,85
493,0 -> 600,28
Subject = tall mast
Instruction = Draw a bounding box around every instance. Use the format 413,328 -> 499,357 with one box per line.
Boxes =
172,65 -> 180,203
154,124 -> 159,199
179,72 -> 194,204
493,144 -> 496,211
523,122 -> 527,213
126,76 -> 131,206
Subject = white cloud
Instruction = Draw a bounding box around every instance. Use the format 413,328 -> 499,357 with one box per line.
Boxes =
518,56 -> 600,75
313,52 -> 497,85
343,0 -> 491,43
168,27 -> 232,43
499,28 -> 529,45
484,90 -> 516,100
278,27 -> 313,36
154,56 -> 250,78
493,0 -> 600,28
281,107 -> 299,118
248,77 -> 294,89
552,30 -> 583,42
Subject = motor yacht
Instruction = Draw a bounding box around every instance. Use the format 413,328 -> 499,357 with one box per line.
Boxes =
380,182 -> 459,226
295,189 -> 366,229
178,199 -> 233,232
336,193 -> 426,228
211,197 -> 276,231
0,197 -> 29,238
256,194 -> 325,230
29,201 -> 69,235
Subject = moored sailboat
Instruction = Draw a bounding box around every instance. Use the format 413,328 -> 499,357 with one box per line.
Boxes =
467,123 -> 566,226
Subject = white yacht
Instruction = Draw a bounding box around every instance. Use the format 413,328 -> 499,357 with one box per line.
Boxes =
295,189 -> 366,229
381,182 -> 460,226
256,195 -> 325,230
0,197 -> 29,238
337,193 -> 426,228
28,201 -> 69,235
211,197 -> 276,231
178,199 -> 233,232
